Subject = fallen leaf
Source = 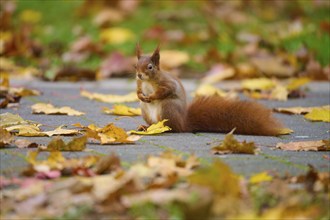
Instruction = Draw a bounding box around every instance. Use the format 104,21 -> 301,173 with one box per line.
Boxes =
286,77 -> 311,91
99,51 -> 134,78
0,112 -> 26,127
31,103 -> 85,116
42,125 -> 80,137
159,50 -> 189,70
251,56 -> 296,78
276,140 -> 330,151
304,108 -> 330,122
201,64 -> 235,84
249,172 -> 273,184
81,90 -> 138,103
241,78 -> 276,91
130,119 -> 171,135
270,85 -> 288,101
9,87 -> 41,97
19,10 -> 42,24
102,105 -> 141,116
211,129 -> 257,154
39,136 -> 87,151
5,124 -> 45,137
100,27 -> 135,45
75,123 -> 141,144
273,106 -> 330,115
0,126 -> 13,147
193,84 -> 237,99
14,139 -> 38,148
26,150 -> 99,175
277,128 -> 294,135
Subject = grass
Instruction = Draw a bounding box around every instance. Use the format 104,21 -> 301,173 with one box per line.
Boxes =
14,0 -> 330,73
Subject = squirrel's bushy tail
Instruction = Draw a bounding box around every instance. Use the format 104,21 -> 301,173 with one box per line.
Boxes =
185,96 -> 283,136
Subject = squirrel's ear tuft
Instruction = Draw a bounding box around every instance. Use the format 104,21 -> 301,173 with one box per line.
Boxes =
136,42 -> 142,59
151,45 -> 160,67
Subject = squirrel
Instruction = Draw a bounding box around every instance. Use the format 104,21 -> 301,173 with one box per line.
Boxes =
135,45 -> 283,136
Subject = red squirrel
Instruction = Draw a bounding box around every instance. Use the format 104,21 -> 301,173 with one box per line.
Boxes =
135,45 -> 283,135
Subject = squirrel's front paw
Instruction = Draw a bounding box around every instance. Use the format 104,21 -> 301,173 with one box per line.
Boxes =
140,96 -> 152,103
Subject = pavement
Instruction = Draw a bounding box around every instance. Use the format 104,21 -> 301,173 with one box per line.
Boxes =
1,78 -> 329,177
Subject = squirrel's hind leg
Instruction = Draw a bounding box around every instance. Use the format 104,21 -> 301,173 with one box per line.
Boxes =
161,100 -> 186,132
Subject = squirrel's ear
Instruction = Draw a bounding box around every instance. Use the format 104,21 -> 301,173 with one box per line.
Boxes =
151,45 -> 160,67
136,42 -> 142,59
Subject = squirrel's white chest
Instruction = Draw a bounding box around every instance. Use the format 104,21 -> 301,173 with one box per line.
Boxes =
141,81 -> 155,96
140,81 -> 160,123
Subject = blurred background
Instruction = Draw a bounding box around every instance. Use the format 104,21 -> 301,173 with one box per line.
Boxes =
1,0 -> 329,81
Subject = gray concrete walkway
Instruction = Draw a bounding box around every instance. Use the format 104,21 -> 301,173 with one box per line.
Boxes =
1,79 -> 329,177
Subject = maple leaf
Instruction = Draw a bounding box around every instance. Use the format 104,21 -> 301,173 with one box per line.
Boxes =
276,140 -> 330,151
102,105 -> 141,116
286,77 -> 311,91
31,103 -> 85,116
39,136 -> 87,151
211,129 -> 257,154
130,119 -> 172,135
81,90 -> 138,103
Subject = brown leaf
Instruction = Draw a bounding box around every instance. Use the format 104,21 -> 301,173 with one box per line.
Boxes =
276,140 -> 330,151
211,129 -> 257,154
0,126 -> 13,147
39,136 -> 87,151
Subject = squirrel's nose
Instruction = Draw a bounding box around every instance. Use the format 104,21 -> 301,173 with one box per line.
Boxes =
138,73 -> 142,79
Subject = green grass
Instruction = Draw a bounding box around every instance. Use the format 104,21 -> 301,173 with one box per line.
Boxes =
14,0 -> 330,73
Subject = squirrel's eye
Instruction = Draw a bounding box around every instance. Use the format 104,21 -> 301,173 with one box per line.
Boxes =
147,64 -> 153,70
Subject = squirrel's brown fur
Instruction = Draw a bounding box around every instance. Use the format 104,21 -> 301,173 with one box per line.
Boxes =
135,44 -> 283,136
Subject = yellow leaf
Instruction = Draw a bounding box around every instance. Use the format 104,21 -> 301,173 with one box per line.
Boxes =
304,108 -> 330,122
130,119 -> 171,135
19,10 -> 42,24
211,129 -> 257,154
42,125 -> 80,137
74,123 -> 141,144
31,103 -> 85,116
193,84 -> 235,98
40,136 -> 87,151
241,78 -> 276,91
102,105 -> 141,116
100,27 -> 135,45
159,50 -> 189,69
0,127 -> 13,147
286,77 -> 311,91
249,172 -> 273,184
5,124 -> 45,137
270,85 -> 288,101
188,160 -> 241,197
81,90 -> 138,103
0,113 -> 26,127
277,128 -> 294,135
9,87 -> 41,97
